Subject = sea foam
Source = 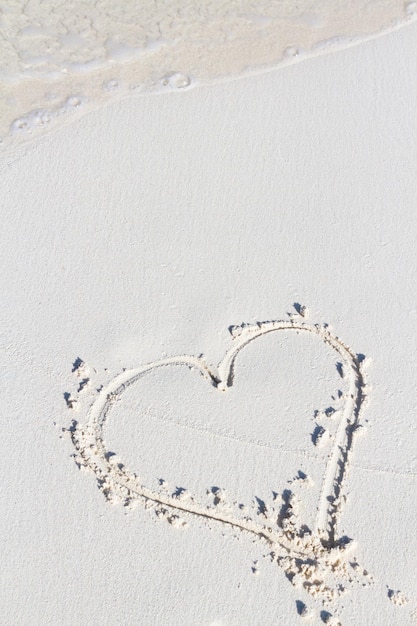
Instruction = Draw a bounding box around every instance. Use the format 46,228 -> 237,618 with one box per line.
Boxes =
1,0 -> 416,148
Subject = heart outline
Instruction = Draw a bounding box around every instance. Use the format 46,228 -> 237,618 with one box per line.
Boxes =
70,318 -> 365,559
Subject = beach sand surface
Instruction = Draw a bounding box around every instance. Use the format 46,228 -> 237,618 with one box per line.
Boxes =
1,19 -> 417,626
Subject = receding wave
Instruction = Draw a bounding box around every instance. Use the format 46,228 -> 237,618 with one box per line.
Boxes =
1,0 -> 416,148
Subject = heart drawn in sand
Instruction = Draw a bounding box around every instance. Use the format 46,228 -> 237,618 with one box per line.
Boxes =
70,318 -> 366,573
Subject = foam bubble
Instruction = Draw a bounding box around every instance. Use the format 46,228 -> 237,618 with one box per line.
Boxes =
284,47 -> 301,59
103,79 -> 120,92
10,95 -> 85,136
162,72 -> 191,89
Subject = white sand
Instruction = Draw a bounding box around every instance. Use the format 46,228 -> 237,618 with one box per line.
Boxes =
1,11 -> 417,626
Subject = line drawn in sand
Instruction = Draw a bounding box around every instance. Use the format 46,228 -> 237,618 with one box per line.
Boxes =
67,313 -> 373,611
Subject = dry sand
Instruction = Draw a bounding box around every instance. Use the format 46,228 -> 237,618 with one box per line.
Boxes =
1,4 -> 417,625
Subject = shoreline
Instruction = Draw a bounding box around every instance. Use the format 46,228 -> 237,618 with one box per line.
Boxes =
1,2 -> 416,150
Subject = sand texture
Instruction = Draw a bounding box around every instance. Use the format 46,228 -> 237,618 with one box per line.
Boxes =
1,10 -> 417,626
